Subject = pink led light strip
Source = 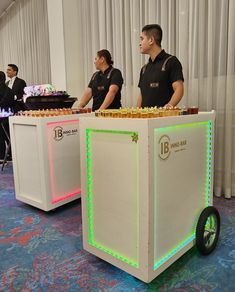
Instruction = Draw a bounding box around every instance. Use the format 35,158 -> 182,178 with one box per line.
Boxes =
47,119 -> 79,126
46,119 -> 81,204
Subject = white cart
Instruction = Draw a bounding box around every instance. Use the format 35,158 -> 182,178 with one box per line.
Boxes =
9,114 -> 81,211
79,111 -> 220,283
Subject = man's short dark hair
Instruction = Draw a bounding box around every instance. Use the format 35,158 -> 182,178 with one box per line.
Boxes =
8,64 -> 18,75
142,24 -> 162,47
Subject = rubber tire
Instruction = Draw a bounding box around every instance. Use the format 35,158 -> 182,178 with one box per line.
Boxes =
196,206 -> 220,255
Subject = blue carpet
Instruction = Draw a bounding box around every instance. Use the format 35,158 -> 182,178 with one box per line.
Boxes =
1,163 -> 235,291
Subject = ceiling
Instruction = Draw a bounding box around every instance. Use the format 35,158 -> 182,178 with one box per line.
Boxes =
0,0 -> 15,18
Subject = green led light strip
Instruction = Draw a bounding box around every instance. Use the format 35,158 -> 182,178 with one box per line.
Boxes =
154,120 -> 213,270
156,121 -> 209,132
206,121 -> 212,206
154,234 -> 195,269
86,128 -> 139,268
86,129 -> 137,135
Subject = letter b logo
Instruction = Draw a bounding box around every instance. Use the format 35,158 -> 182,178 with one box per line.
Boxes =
161,141 -> 169,155
53,126 -> 63,141
158,135 -> 171,160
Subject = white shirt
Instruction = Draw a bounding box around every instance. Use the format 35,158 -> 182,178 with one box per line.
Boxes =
7,76 -> 16,89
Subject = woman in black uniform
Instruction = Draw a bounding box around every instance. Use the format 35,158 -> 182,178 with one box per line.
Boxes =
78,49 -> 123,111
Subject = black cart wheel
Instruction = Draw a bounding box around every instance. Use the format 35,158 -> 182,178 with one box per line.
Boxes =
196,206 -> 220,255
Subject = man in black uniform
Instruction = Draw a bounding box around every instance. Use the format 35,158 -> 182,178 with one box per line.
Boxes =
78,49 -> 123,111
137,24 -> 184,108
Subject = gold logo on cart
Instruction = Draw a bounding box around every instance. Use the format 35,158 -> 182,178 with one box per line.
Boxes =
53,126 -> 64,141
159,135 -> 171,160
159,135 -> 187,160
53,126 -> 78,141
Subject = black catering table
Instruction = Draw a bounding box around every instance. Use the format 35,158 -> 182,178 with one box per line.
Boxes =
24,96 -> 77,110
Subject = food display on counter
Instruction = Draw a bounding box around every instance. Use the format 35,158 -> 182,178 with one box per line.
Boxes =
23,84 -> 69,101
15,107 -> 92,117
22,84 -> 78,110
95,106 -> 199,118
13,106 -> 199,118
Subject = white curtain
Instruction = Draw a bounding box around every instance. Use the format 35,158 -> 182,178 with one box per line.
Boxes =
0,0 -> 51,86
73,0 -> 235,198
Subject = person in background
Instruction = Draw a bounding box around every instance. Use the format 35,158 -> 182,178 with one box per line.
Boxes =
6,64 -> 27,100
137,24 -> 184,109
0,71 -> 14,110
6,64 -> 27,112
78,49 -> 123,111
0,71 -> 14,163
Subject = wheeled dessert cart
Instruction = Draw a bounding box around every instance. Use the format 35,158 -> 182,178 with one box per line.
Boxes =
9,114 -> 81,211
79,110 -> 220,282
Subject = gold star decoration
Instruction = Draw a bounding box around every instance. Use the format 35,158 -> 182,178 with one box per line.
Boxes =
131,132 -> 139,143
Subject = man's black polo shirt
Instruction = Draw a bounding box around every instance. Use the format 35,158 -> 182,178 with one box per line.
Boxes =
138,50 -> 184,107
88,66 -> 123,111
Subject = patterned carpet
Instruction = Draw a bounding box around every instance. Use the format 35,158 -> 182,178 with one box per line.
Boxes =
1,163 -> 235,291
